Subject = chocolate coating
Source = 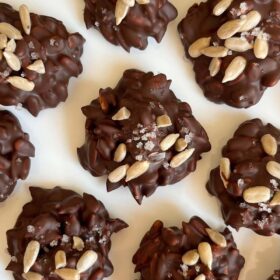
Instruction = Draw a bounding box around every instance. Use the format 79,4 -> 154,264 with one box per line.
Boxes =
0,3 -> 84,116
78,69 -> 211,204
0,110 -> 34,202
178,0 -> 280,108
6,186 -> 128,280
84,0 -> 178,52
207,119 -> 280,235
132,216 -> 245,280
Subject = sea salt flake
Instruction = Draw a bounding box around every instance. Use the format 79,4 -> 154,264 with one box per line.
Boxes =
237,178 -> 245,187
61,234 -> 70,243
28,41 -> 35,49
270,179 -> 279,190
258,203 -> 272,213
11,256 -> 17,262
27,225 -> 35,233
180,264 -> 188,277
240,2 -> 248,12
144,141 -> 155,151
163,162 -> 170,169
50,240 -> 58,247
136,142 -> 143,149
99,236 -> 107,244
195,265 -> 200,273
135,154 -> 143,161
49,39 -> 56,46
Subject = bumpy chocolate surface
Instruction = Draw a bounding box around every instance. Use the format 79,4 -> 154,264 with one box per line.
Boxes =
78,69 -> 211,204
133,216 -> 245,280
268,270 -> 280,280
207,119 -> 280,235
84,0 -> 178,52
0,3 -> 84,116
0,110 -> 34,202
6,186 -> 128,280
178,0 -> 280,108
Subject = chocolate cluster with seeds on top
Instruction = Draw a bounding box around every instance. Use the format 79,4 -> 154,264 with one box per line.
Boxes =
6,186 -> 128,280
77,69 -> 211,204
207,119 -> 280,236
0,110 -> 34,202
132,216 -> 245,280
178,0 -> 280,108
83,0 -> 178,52
0,3 -> 85,116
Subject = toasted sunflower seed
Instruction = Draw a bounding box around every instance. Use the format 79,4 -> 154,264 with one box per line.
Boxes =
217,18 -> 246,40
198,242 -> 213,270
0,50 -> 2,60
220,157 -> 230,188
5,39 -> 16,52
201,46 -> 229,58
3,51 -> 21,71
222,56 -> 247,83
156,114 -> 172,128
115,0 -> 130,25
22,272 -> 43,280
114,143 -> 127,162
270,192 -> 280,206
160,133 -> 180,151
243,186 -> 271,203
266,161 -> 280,180
188,37 -> 211,58
126,161 -> 150,182
182,249 -> 199,266
261,134 -> 277,156
239,10 -> 262,32
27,60 -> 46,74
73,236 -> 85,251
112,106 -> 131,120
194,275 -> 206,280
170,148 -> 195,168
136,0 -> 150,4
224,37 -> 253,52
254,37 -> 269,59
76,250 -> 98,273
209,57 -> 221,77
175,138 -> 188,152
55,250 -> 67,269
19,4 -> 32,35
7,76 -> 35,91
23,240 -> 40,273
108,164 -> 129,183
213,0 -> 233,16
206,228 -> 227,247
0,34 -> 7,49
0,22 -> 23,40
55,268 -> 80,280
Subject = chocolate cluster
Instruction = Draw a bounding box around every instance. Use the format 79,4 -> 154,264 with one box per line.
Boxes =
6,186 -> 128,280
78,69 -> 211,204
0,3 -> 84,116
268,270 -> 280,280
207,119 -> 280,235
178,0 -> 280,108
132,216 -> 245,279
84,0 -> 178,52
0,110 -> 34,202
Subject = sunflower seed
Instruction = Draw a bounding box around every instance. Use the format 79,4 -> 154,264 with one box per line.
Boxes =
156,114 -> 172,128
77,250 -> 98,273
160,134 -> 180,151
115,0 -> 130,25
194,275 -> 206,280
213,0 -> 233,16
3,51 -> 21,71
0,50 -> 2,60
266,161 -> 280,180
136,0 -> 150,4
7,76 -> 35,91
23,240 -> 40,273
217,18 -> 246,40
239,10 -> 262,32
22,272 -> 43,280
188,37 -> 211,58
170,148 -> 195,168
175,138 -> 188,152
206,228 -> 227,247
0,22 -> 23,40
261,134 -> 277,156
209,58 -> 221,77
0,34 -> 7,49
114,143 -> 127,162
27,60 -> 45,74
224,37 -> 253,52
222,56 -> 247,83
122,0 -> 135,6
126,161 -> 150,182
5,39 -> 16,52
108,164 -> 129,183
198,242 -> 212,270
201,46 -> 229,58
55,268 -> 80,280
73,236 -> 85,251
55,250 -> 67,269
243,186 -> 271,203
182,249 -> 199,266
19,4 -> 31,35
254,37 -> 269,59
270,192 -> 280,206
112,106 -> 131,121
220,157 -> 230,188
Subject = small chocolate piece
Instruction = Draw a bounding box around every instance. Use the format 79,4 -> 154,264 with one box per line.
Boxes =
84,0 -> 178,52
268,269 -> 280,280
178,0 -> 280,108
6,186 -> 128,280
0,3 -> 85,116
207,119 -> 280,235
77,69 -> 211,204
0,110 -> 34,202
132,216 -> 245,279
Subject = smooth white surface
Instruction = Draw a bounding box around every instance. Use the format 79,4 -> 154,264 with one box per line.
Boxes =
0,0 -> 280,279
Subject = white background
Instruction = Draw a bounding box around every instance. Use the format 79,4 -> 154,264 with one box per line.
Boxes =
0,0 -> 280,279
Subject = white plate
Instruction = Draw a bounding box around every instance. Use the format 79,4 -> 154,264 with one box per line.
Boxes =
0,0 -> 280,279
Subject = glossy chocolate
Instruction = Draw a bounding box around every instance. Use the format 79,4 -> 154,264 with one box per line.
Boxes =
6,186 -> 128,280
0,3 -> 84,116
0,110 -> 34,202
84,0 -> 178,52
132,216 -> 245,280
207,119 -> 280,235
78,69 -> 211,204
178,0 -> 280,108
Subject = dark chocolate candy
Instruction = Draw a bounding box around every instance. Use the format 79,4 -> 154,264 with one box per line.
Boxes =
6,186 -> 128,280
207,119 -> 280,235
178,0 -> 280,108
132,216 -> 245,280
0,3 -> 84,116
0,110 -> 34,202
84,0 -> 178,52
78,69 -> 211,204
268,270 -> 280,280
